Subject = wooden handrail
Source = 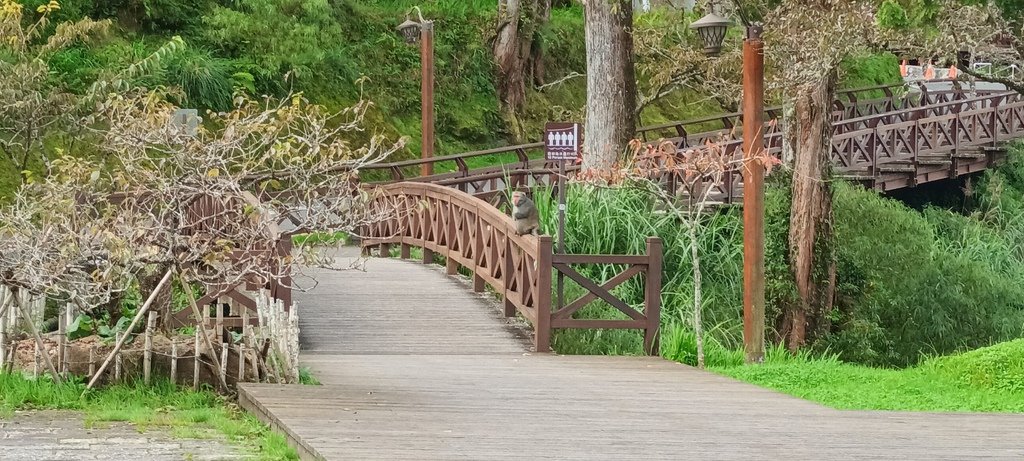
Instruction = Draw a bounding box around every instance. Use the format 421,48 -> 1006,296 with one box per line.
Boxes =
360,182 -> 662,353
360,81 -> 988,183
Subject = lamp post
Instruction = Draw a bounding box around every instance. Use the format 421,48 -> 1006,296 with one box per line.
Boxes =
691,15 -> 766,364
397,7 -> 435,177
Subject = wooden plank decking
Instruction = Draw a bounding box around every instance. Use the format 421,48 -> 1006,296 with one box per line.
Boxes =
240,248 -> 1024,460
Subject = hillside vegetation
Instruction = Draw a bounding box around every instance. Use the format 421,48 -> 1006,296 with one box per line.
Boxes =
1,0 -> 900,198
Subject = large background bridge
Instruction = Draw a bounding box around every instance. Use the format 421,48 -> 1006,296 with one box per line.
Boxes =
361,81 -> 1022,205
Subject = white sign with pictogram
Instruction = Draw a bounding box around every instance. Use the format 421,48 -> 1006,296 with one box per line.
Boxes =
545,122 -> 581,161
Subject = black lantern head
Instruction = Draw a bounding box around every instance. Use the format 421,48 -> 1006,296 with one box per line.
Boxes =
690,13 -> 731,57
397,18 -> 421,44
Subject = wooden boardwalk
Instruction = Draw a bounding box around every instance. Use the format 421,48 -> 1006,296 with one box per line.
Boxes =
240,248 -> 1024,460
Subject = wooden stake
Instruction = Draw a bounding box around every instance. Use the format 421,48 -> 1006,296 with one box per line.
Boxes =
181,276 -> 228,390
57,305 -> 66,376
5,343 -> 14,374
18,297 -> 61,383
143,311 -> 156,385
114,332 -> 122,383
237,344 -> 245,383
215,303 -> 224,343
193,329 -> 200,390
33,341 -> 40,379
219,342 -> 228,391
167,341 -> 176,386
64,305 -> 73,374
0,305 -> 6,371
84,270 -> 173,392
241,308 -> 264,382
88,345 -> 96,379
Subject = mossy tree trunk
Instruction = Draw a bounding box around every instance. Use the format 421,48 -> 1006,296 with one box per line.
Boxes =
582,0 -> 637,173
494,0 -> 548,142
783,72 -> 838,351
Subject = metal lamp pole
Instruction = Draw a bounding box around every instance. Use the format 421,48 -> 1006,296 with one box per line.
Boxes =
419,21 -> 435,177
691,14 -> 766,364
398,8 -> 435,177
740,25 -> 766,364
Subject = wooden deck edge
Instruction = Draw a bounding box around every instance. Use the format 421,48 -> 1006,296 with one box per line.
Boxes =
238,384 -> 326,461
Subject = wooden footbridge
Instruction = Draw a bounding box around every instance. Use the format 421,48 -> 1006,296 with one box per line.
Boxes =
237,80 -> 1024,459
362,81 -> 1022,204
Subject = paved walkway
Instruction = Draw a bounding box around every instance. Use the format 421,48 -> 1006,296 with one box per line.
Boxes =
240,248 -> 1024,460
0,410 -> 248,460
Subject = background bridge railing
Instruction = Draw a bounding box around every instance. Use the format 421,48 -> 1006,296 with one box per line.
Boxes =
370,88 -> 1020,204
360,182 -> 662,353
356,80 -> 977,185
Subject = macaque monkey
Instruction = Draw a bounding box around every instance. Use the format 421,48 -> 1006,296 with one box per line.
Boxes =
511,191 -> 540,236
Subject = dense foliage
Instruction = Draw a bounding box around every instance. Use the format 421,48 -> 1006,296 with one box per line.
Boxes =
542,145 -> 1024,367
0,0 -> 901,200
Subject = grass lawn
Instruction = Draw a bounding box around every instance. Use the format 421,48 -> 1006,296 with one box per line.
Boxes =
292,231 -> 348,246
0,374 -> 298,460
711,339 -> 1024,413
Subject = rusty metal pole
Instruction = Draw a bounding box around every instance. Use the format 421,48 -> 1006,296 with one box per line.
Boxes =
741,25 -> 766,364
421,22 -> 435,177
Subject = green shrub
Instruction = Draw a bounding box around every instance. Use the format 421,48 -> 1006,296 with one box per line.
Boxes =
820,181 -> 1024,366
161,47 -> 235,111
922,339 -> 1024,393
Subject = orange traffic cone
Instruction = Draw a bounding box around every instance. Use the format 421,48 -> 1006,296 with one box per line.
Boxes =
924,64 -> 936,80
900,60 -> 908,77
948,65 -> 958,79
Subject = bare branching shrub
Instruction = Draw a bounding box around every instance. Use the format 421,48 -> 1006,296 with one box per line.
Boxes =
0,87 -> 405,329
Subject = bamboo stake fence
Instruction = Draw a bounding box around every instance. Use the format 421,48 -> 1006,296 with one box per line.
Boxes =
0,282 -> 300,390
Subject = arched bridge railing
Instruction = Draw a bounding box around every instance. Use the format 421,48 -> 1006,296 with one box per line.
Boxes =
360,182 -> 663,354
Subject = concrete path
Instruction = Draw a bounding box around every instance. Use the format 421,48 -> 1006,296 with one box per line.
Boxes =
0,410 -> 249,460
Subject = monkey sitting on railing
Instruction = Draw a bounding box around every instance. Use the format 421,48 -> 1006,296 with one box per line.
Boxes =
511,191 -> 540,236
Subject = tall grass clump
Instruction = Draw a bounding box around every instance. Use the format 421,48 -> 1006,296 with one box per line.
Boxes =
529,182 -> 747,355
161,48 -> 235,111
528,150 -> 1024,367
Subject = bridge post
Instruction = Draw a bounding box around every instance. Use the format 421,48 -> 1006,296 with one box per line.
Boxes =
503,238 -> 516,317
535,236 -> 553,352
643,237 -> 663,356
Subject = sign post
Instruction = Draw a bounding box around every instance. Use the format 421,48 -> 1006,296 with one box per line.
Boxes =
544,122 -> 581,311
170,109 -> 200,137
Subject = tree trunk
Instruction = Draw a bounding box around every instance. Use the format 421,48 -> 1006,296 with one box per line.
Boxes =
495,0 -> 543,142
583,0 -> 637,173
784,73 -> 837,352
528,0 -> 551,87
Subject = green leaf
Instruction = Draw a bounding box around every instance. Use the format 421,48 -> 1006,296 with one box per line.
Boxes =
67,315 -> 94,340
